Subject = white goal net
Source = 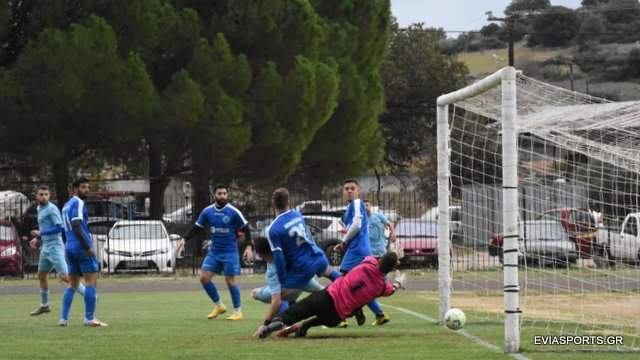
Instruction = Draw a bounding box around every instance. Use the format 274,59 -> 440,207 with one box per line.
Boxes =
437,67 -> 640,353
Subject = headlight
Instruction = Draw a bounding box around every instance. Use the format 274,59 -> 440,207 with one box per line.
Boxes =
0,246 -> 17,257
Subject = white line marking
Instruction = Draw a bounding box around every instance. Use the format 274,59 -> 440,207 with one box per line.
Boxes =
382,304 -> 531,360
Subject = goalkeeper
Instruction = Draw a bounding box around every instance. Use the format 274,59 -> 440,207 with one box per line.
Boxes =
257,252 -> 405,339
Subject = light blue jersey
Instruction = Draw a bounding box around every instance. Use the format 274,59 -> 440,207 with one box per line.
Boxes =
341,198 -> 371,271
368,212 -> 390,257
265,263 -> 281,296
37,202 -> 63,249
62,196 -> 92,254
196,204 -> 247,254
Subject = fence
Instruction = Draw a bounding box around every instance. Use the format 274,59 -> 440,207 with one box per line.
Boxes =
2,188 -> 620,279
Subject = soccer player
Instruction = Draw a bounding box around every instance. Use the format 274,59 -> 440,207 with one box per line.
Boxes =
250,236 -> 327,336
364,200 -> 396,258
266,188 -> 341,304
257,252 -> 404,339
60,177 -> 106,327
180,185 -> 252,320
29,185 -> 86,316
334,179 -> 389,325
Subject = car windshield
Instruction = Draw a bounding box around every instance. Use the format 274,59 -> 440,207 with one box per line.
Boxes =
396,220 -> 437,237
110,224 -> 166,239
305,218 -> 333,229
521,222 -> 567,241
0,226 -> 13,241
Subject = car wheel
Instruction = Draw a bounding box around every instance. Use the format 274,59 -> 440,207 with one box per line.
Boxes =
325,245 -> 343,266
594,245 -> 613,268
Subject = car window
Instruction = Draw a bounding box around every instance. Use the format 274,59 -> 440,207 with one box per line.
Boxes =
0,226 -> 14,240
110,224 -> 166,239
624,217 -> 637,236
396,220 -> 437,237
304,218 -> 332,229
522,222 -> 567,241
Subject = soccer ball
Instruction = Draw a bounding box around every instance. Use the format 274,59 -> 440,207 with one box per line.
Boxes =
444,308 -> 466,330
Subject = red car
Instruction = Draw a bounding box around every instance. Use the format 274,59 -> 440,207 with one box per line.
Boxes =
395,219 -> 439,267
0,221 -> 23,276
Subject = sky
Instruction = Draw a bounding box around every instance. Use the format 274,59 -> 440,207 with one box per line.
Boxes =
391,0 -> 583,35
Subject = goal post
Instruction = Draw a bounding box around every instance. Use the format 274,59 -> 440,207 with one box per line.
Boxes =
436,66 -> 521,353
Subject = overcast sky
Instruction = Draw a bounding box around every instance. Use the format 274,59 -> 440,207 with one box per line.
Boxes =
391,0 -> 583,35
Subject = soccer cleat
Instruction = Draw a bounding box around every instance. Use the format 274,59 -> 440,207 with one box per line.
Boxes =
372,313 -> 390,326
259,320 -> 284,338
30,305 -> 51,316
58,319 -> 68,327
276,324 -> 300,338
336,320 -> 348,328
225,311 -> 243,321
84,318 -> 108,327
207,305 -> 227,319
354,308 -> 366,326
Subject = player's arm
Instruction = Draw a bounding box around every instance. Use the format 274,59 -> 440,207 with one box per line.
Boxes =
385,216 -> 396,248
268,228 -> 287,284
40,224 -> 63,236
264,292 -> 282,324
182,209 -> 208,244
71,219 -> 92,255
341,214 -> 362,245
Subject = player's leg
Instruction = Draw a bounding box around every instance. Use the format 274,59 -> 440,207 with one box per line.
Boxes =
368,299 -> 389,326
52,246 -> 85,296
81,255 -> 105,327
251,286 -> 272,304
200,254 -> 226,318
224,253 -> 243,320
259,290 -> 324,338
31,251 -> 52,315
60,263 -> 80,327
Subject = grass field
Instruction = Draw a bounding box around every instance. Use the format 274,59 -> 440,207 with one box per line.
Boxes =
1,276 -> 638,360
457,44 -> 572,75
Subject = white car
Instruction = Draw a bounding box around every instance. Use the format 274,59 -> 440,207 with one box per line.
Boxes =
98,220 -> 181,273
162,205 -> 193,224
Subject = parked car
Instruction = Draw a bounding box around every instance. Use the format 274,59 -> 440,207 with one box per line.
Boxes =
489,220 -> 578,267
97,220 -> 181,273
0,220 -> 23,276
304,214 -> 347,266
163,205 -> 193,224
538,208 -> 597,258
395,219 -> 439,268
421,206 -> 462,242
594,212 -> 640,267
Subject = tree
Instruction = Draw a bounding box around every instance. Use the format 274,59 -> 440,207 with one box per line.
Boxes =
576,12 -> 605,47
379,23 -> 468,204
293,0 -> 392,196
602,0 -> 640,24
480,23 -> 501,38
1,16 -> 154,205
528,6 -> 579,47
505,0 -> 551,15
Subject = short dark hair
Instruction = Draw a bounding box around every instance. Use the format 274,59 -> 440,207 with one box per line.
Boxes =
379,252 -> 399,274
363,199 -> 370,204
213,184 -> 228,193
72,177 -> 89,189
253,237 -> 272,258
272,187 -> 289,210
37,185 -> 49,192
343,179 -> 359,186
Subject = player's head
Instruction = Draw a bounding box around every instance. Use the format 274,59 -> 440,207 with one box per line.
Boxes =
271,187 -> 290,212
36,185 -> 50,205
213,184 -> 228,206
364,199 -> 372,214
342,179 -> 359,202
72,177 -> 90,199
378,252 -> 399,274
253,236 -> 273,262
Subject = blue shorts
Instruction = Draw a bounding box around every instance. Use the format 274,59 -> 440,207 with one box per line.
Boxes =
38,245 -> 68,274
340,250 -> 370,272
282,254 -> 329,289
66,250 -> 99,275
201,252 -> 240,276
252,278 -> 325,304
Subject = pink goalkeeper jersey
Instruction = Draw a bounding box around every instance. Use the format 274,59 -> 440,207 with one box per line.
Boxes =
327,256 -> 395,319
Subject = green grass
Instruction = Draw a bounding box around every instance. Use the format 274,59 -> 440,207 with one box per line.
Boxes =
0,277 -> 638,360
457,44 -> 572,75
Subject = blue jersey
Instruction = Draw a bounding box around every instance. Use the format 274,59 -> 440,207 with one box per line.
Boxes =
37,202 -> 63,248
62,196 -> 92,254
267,210 -> 323,269
369,212 -> 389,257
195,204 -> 247,254
343,198 -> 371,259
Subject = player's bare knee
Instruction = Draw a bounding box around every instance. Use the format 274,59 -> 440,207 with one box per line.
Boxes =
225,276 -> 235,286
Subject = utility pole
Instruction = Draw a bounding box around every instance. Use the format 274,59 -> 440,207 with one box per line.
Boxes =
485,11 -> 518,67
